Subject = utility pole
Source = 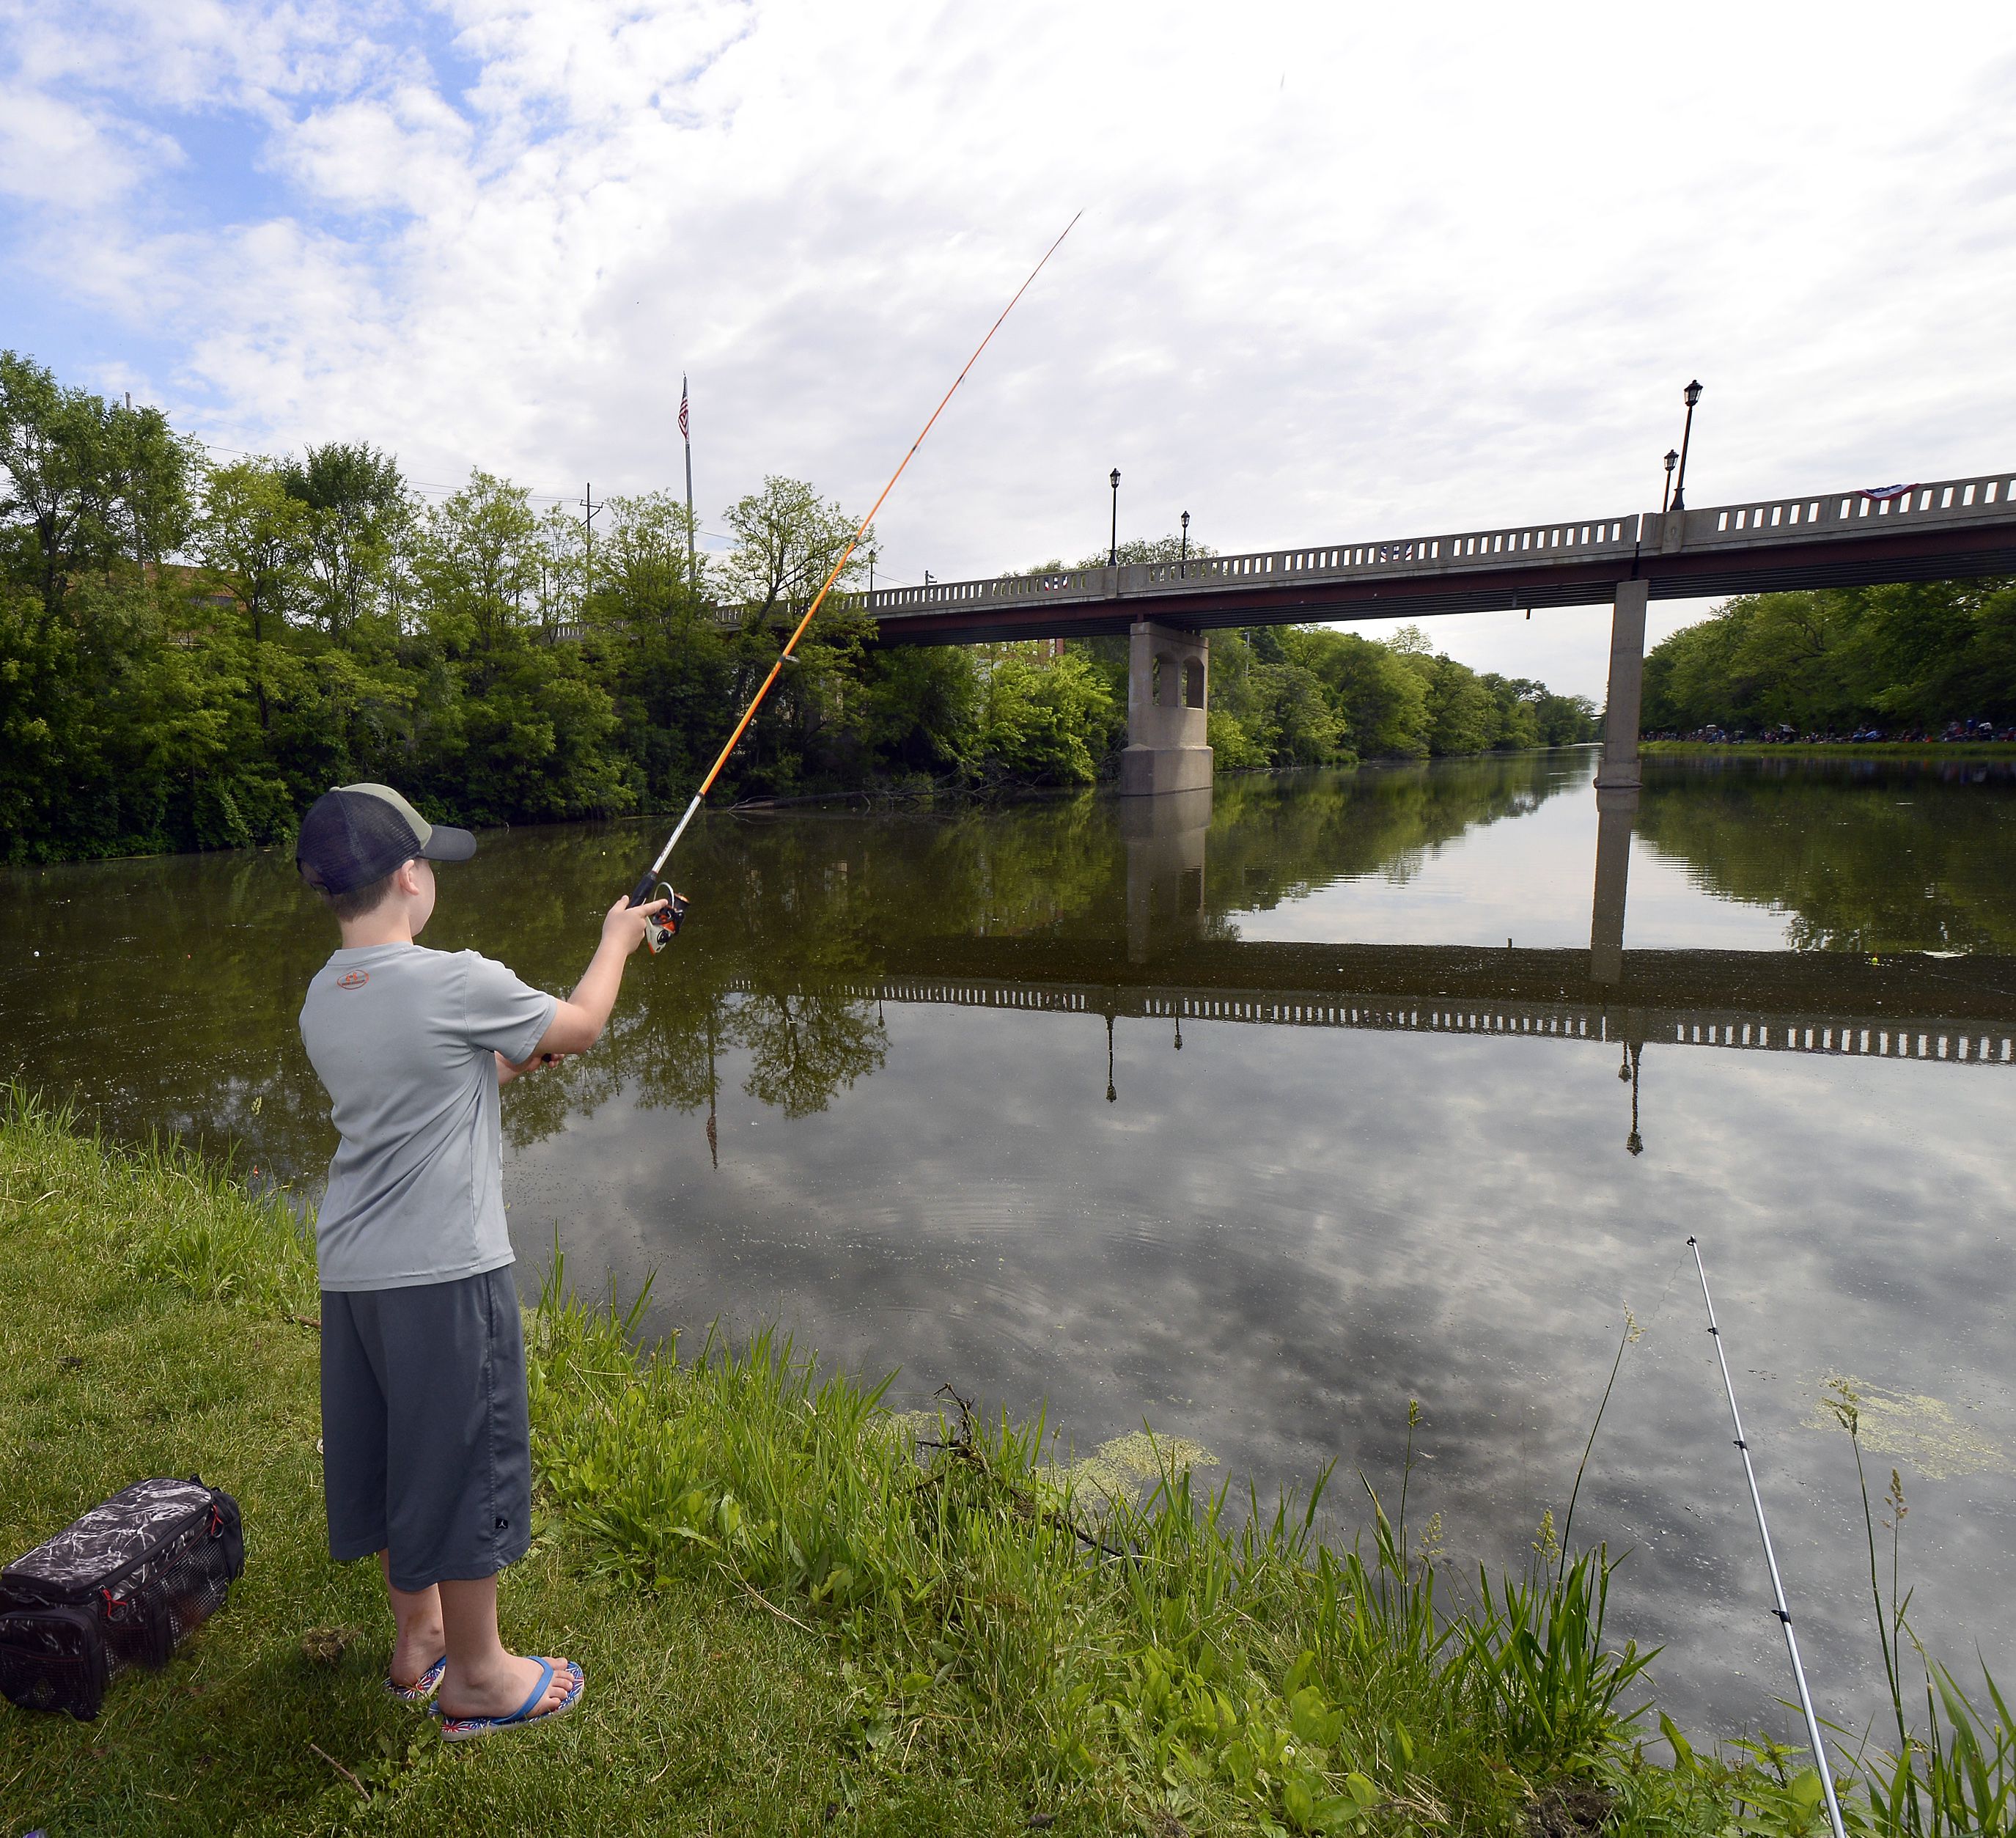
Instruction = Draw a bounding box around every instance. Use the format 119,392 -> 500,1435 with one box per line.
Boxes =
680,376 -> 696,589
578,483 -> 602,603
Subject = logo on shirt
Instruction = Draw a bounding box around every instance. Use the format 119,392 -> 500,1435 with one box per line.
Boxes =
336,971 -> 370,990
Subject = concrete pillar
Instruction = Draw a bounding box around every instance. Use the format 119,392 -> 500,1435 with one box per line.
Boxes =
1120,620 -> 1213,796
1589,784 -> 1638,985
1123,784 -> 1212,964
1594,578 -> 1649,792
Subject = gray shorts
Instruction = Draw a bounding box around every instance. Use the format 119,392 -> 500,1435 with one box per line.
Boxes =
319,1265 -> 532,1593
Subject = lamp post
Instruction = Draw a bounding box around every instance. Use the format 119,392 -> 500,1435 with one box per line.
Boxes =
1661,449 -> 1679,514
1108,468 -> 1121,567
1180,509 -> 1190,578
1669,381 -> 1702,512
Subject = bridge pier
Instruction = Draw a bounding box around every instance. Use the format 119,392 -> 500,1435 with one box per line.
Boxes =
1594,578 -> 1649,792
1120,620 -> 1213,796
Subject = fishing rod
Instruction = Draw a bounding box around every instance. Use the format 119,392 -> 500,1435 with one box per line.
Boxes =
626,211 -> 1085,953
1688,1236 -> 1847,1838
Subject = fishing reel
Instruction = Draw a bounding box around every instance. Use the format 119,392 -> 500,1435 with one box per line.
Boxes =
628,878 -> 690,955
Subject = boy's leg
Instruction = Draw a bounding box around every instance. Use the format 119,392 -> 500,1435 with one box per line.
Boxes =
379,1551 -> 446,1691
365,1268 -> 577,1720
434,1573 -> 573,1721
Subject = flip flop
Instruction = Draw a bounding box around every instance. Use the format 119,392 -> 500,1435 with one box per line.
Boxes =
434,1659 -> 584,1743
385,1653 -> 447,1704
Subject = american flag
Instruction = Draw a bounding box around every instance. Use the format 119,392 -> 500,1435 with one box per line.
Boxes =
679,378 -> 690,444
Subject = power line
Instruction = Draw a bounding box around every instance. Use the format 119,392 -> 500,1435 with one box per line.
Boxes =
185,438 -> 740,544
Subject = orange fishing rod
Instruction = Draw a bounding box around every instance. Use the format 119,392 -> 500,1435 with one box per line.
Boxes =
629,212 -> 1083,951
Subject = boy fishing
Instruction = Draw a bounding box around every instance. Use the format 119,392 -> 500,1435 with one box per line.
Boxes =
294,782 -> 667,1740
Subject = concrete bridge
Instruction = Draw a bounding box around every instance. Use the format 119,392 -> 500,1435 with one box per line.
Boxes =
845,465 -> 2016,798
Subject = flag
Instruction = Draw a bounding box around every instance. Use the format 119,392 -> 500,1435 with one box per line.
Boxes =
679,378 -> 690,444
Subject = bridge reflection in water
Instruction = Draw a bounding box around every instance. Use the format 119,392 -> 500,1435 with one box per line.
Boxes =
731,782 -> 2016,1150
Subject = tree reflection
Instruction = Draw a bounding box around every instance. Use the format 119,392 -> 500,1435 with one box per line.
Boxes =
1634,760 -> 2016,953
730,989 -> 889,1119
0,748 -> 1622,1177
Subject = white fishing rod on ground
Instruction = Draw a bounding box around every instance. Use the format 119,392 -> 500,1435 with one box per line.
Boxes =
1688,1235 -> 1847,1838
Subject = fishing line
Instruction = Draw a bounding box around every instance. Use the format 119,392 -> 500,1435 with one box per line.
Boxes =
1688,1235 -> 1848,1838
626,211 -> 1085,949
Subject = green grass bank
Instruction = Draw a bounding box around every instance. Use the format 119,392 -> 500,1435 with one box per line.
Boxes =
1640,742 -> 2016,762
1,1089 -> 2007,1837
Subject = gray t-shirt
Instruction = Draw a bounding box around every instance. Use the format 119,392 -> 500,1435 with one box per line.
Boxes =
298,944 -> 556,1293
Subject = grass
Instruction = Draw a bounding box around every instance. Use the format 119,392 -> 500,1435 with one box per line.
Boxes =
1641,741 -> 2016,761
1,1086 -> 2008,1836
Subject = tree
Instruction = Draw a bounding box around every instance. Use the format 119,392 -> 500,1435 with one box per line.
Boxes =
196,459 -> 312,732
721,477 -> 867,622
414,471 -> 543,658
1289,628 -> 1430,758
976,650 -> 1116,784
590,493 -> 734,803
0,350 -> 196,622
280,441 -> 408,639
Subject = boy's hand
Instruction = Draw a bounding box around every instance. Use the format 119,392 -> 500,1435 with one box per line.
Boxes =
600,894 -> 669,958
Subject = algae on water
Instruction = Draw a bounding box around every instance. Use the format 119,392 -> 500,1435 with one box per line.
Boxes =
1062,1430 -> 1219,1505
1806,1372 -> 2009,1480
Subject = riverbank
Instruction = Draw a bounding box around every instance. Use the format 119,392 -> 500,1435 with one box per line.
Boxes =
0,1089 -> 1984,1836
1643,740 -> 2016,762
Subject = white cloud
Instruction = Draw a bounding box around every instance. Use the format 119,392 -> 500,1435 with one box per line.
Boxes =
5,0 -> 2016,696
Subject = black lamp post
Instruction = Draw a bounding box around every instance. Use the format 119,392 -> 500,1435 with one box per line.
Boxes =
1661,449 -> 1679,514
1108,468 -> 1121,567
1180,509 -> 1190,578
1670,381 -> 1702,513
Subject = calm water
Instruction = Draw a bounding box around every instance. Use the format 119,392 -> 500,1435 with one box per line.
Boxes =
7,746 -> 2016,1741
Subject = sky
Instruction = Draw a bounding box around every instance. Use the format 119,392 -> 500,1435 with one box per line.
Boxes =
4,0 -> 2015,701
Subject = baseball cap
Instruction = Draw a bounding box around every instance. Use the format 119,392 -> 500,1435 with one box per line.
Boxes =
295,783 -> 477,896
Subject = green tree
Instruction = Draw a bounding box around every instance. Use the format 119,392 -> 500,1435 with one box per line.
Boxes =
723,477 -> 867,621
279,441 -> 408,639
414,471 -> 543,657
196,459 -> 312,732
0,350 -> 196,622
1290,628 -> 1431,759
589,493 -> 733,803
976,649 -> 1116,784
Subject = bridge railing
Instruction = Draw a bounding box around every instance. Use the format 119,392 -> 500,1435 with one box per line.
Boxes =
859,515 -> 1642,622
1647,466 -> 2016,554
636,463 -> 2016,636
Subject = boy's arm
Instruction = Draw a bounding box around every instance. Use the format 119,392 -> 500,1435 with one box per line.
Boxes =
523,895 -> 669,1061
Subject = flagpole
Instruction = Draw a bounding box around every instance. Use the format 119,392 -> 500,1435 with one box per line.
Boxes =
681,374 -> 696,588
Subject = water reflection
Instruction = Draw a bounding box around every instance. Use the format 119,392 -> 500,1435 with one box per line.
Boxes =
6,749 -> 2016,1738
1591,786 -> 1637,986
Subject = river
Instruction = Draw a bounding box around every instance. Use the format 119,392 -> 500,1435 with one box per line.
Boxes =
5,744 -> 2015,1743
